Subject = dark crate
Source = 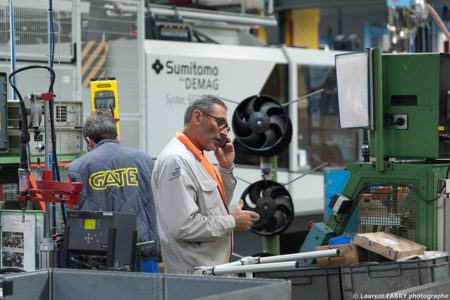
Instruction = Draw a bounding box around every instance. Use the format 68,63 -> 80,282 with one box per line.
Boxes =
255,266 -> 342,300
341,256 -> 450,299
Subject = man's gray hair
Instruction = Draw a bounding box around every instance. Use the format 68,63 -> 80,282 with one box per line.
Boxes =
184,95 -> 227,125
82,111 -> 118,143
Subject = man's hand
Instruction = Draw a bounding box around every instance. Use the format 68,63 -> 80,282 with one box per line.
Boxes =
230,199 -> 260,231
214,135 -> 235,169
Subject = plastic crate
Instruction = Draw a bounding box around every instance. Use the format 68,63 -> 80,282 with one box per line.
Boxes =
341,256 -> 450,299
0,269 -> 291,300
255,266 -> 342,300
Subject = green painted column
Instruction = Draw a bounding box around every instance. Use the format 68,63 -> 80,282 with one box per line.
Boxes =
260,156 -> 280,255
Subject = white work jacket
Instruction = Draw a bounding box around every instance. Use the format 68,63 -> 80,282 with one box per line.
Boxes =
152,137 -> 237,274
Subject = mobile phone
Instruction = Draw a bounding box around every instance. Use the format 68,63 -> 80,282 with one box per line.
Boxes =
219,135 -> 228,148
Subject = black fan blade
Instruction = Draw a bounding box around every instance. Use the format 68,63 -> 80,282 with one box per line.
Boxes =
262,185 -> 276,197
248,182 -> 264,204
233,116 -> 251,136
267,184 -> 285,197
252,217 -> 273,230
275,196 -> 293,211
262,128 -> 277,148
260,101 -> 282,115
244,97 -> 257,118
269,115 -> 285,132
240,132 -> 264,147
244,201 -> 256,209
242,191 -> 257,208
273,210 -> 287,229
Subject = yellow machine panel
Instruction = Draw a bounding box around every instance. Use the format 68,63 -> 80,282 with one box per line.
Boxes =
89,79 -> 120,139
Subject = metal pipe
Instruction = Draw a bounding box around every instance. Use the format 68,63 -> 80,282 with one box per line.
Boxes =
215,249 -> 339,268
138,0 -> 146,152
372,48 -> 384,172
267,0 -> 274,15
9,0 -> 17,100
213,261 -> 298,276
39,238 -> 56,269
427,3 -> 450,40
281,89 -> 324,107
283,162 -> 327,186
259,249 -> 338,264
73,0 -> 82,102
241,0 -> 246,14
281,46 -> 299,173
146,4 -> 277,27
11,0 -> 89,12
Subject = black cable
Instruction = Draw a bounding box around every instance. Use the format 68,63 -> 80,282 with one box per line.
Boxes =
8,66 -> 56,96
0,268 -> 25,274
354,182 -> 444,205
47,5 -> 67,226
407,185 -> 445,204
70,257 -> 95,269
48,1 -> 61,227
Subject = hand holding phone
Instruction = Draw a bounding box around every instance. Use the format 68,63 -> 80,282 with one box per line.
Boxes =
219,135 -> 228,148
214,134 -> 235,169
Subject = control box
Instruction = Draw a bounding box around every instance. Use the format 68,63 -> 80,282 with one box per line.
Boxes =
90,78 -> 120,139
62,211 -> 137,271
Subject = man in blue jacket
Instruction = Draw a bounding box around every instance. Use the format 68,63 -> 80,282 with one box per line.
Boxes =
68,111 -> 160,272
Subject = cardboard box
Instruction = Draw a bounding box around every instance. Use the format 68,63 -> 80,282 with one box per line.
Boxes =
353,232 -> 426,261
316,243 -> 366,267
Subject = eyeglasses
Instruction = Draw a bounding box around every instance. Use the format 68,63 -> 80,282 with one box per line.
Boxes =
201,111 -> 230,132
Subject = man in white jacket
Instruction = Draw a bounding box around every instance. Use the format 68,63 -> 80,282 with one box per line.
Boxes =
152,95 -> 259,274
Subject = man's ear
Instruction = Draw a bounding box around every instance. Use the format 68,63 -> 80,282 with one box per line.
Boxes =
85,137 -> 96,150
192,109 -> 203,125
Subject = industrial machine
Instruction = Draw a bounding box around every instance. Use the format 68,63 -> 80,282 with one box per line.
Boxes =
7,100 -> 83,156
62,211 -> 137,271
302,49 -> 450,256
0,75 -> 83,210
90,78 -> 121,138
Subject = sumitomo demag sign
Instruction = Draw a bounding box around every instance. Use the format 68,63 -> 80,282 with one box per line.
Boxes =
152,58 -> 219,90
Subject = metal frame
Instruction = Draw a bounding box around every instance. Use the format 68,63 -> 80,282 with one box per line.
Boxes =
143,4 -> 277,27
274,0 -> 384,11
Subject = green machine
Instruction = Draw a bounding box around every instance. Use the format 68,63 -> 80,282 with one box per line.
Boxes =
328,162 -> 449,251
320,49 -> 450,251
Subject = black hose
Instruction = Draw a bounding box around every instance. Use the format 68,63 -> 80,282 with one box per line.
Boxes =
48,3 -> 67,225
8,66 -> 56,172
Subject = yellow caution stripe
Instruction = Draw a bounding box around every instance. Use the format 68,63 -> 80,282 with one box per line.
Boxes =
81,40 -> 108,87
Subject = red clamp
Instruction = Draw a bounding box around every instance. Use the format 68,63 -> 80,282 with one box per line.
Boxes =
40,92 -> 55,101
19,170 -> 82,205
307,220 -> 315,230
